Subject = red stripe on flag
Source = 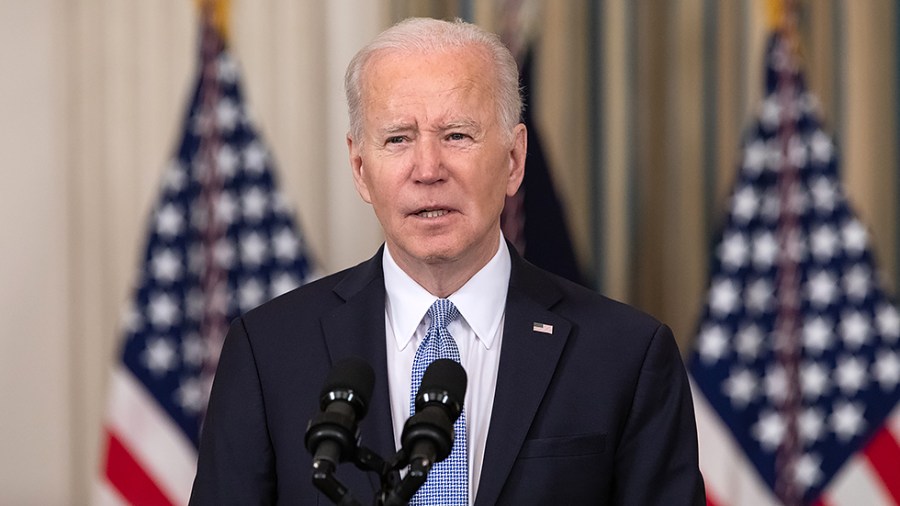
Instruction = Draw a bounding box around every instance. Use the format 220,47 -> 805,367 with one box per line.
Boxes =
705,486 -> 720,506
104,430 -> 175,506
863,426 -> 900,503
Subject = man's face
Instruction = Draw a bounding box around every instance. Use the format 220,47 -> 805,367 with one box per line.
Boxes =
348,47 -> 526,276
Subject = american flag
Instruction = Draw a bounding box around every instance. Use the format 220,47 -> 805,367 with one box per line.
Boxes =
689,32 -> 900,506
96,13 -> 313,505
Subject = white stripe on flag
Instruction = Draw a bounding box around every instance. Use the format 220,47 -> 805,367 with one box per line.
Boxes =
105,366 -> 197,504
823,452 -> 894,506
691,378 -> 780,506
93,479 -> 128,506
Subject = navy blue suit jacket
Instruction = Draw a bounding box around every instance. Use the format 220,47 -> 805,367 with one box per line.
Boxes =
190,246 -> 705,504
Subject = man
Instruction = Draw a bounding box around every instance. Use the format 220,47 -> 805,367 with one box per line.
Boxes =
191,17 -> 705,505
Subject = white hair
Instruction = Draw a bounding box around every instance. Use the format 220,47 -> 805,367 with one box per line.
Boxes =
344,17 -> 523,143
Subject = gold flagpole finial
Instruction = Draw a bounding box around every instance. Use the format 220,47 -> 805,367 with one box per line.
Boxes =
765,0 -> 803,62
195,0 -> 231,44
765,0 -> 786,32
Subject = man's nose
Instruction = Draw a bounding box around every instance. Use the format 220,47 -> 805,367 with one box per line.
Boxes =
411,136 -> 445,183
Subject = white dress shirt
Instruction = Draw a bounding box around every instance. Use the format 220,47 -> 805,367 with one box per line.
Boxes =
382,236 -> 510,504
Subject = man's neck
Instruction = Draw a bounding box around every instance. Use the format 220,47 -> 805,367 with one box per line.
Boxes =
386,236 -> 501,298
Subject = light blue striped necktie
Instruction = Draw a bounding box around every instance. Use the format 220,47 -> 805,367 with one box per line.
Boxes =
409,298 -> 468,506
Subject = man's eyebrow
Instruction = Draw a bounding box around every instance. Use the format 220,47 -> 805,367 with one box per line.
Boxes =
440,119 -> 479,130
378,122 -> 416,135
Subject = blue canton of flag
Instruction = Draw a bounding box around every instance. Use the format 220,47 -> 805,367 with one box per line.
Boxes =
689,32 -> 900,506
99,14 -> 314,506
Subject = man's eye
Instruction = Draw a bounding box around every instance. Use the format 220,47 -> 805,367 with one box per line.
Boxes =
447,133 -> 467,141
386,136 -> 406,144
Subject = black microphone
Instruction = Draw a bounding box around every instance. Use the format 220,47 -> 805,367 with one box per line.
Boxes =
387,359 -> 467,504
305,357 -> 375,471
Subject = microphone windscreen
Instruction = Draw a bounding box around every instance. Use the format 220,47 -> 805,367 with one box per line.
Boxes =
419,358 -> 467,402
320,357 -> 375,414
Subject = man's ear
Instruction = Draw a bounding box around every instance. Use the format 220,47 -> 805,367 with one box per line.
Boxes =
348,134 -> 372,203
506,123 -> 527,197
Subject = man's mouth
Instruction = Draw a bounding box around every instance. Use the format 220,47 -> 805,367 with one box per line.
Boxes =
417,209 -> 449,218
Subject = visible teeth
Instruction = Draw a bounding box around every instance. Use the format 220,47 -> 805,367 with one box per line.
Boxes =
419,209 -> 448,218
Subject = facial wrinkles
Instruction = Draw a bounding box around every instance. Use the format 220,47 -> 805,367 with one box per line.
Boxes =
375,70 -> 490,131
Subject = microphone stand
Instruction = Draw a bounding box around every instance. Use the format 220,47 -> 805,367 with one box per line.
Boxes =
311,443 -> 431,506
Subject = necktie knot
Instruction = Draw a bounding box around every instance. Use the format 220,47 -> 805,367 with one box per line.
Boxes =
428,298 -> 459,332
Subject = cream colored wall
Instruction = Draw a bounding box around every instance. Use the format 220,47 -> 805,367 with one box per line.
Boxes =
1,1 -> 71,503
1,1 -> 386,503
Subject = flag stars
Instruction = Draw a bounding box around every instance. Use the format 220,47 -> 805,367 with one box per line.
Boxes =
216,53 -> 239,84
242,186 -> 269,222
760,192 -> 781,223
151,248 -> 182,283
732,186 -> 759,224
156,203 -> 185,238
809,129 -> 834,165
753,410 -> 786,452
874,349 -> 900,391
876,304 -> 900,342
840,310 -> 871,349
809,176 -> 838,215
843,265 -> 872,302
142,337 -> 178,376
273,228 -> 299,261
718,232 -> 749,271
810,224 -> 840,262
835,355 -> 869,395
175,377 -> 208,414
185,288 -> 204,321
803,316 -> 834,355
842,220 -> 868,256
710,277 -> 741,317
746,278 -> 774,315
764,365 -> 788,404
792,453 -> 823,490
214,238 -> 237,268
744,140 -> 769,174
216,144 -> 240,179
271,271 -> 300,297
800,361 -> 830,400
240,231 -> 269,266
830,401 -> 866,441
216,97 -> 241,132
698,324 -> 730,364
182,333 -> 207,367
764,140 -> 783,174
807,269 -> 838,309
799,407 -> 826,444
148,292 -> 180,328
723,367 -> 758,408
215,191 -> 239,226
787,134 -> 809,170
760,98 -> 781,132
243,141 -> 268,173
736,324 -> 765,361
162,160 -> 188,193
752,231 -> 779,270
121,304 -> 143,334
238,277 -> 266,310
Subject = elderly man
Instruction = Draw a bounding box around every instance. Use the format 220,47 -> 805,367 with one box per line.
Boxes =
191,17 -> 705,505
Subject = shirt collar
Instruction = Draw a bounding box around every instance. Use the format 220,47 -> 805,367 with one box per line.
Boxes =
383,236 -> 511,352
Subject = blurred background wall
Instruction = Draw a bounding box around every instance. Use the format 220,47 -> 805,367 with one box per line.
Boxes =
1,0 -> 897,503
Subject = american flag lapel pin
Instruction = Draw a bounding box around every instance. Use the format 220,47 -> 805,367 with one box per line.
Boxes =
533,322 -> 554,334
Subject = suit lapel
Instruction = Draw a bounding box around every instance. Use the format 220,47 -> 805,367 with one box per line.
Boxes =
474,252 -> 572,506
320,249 -> 396,459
